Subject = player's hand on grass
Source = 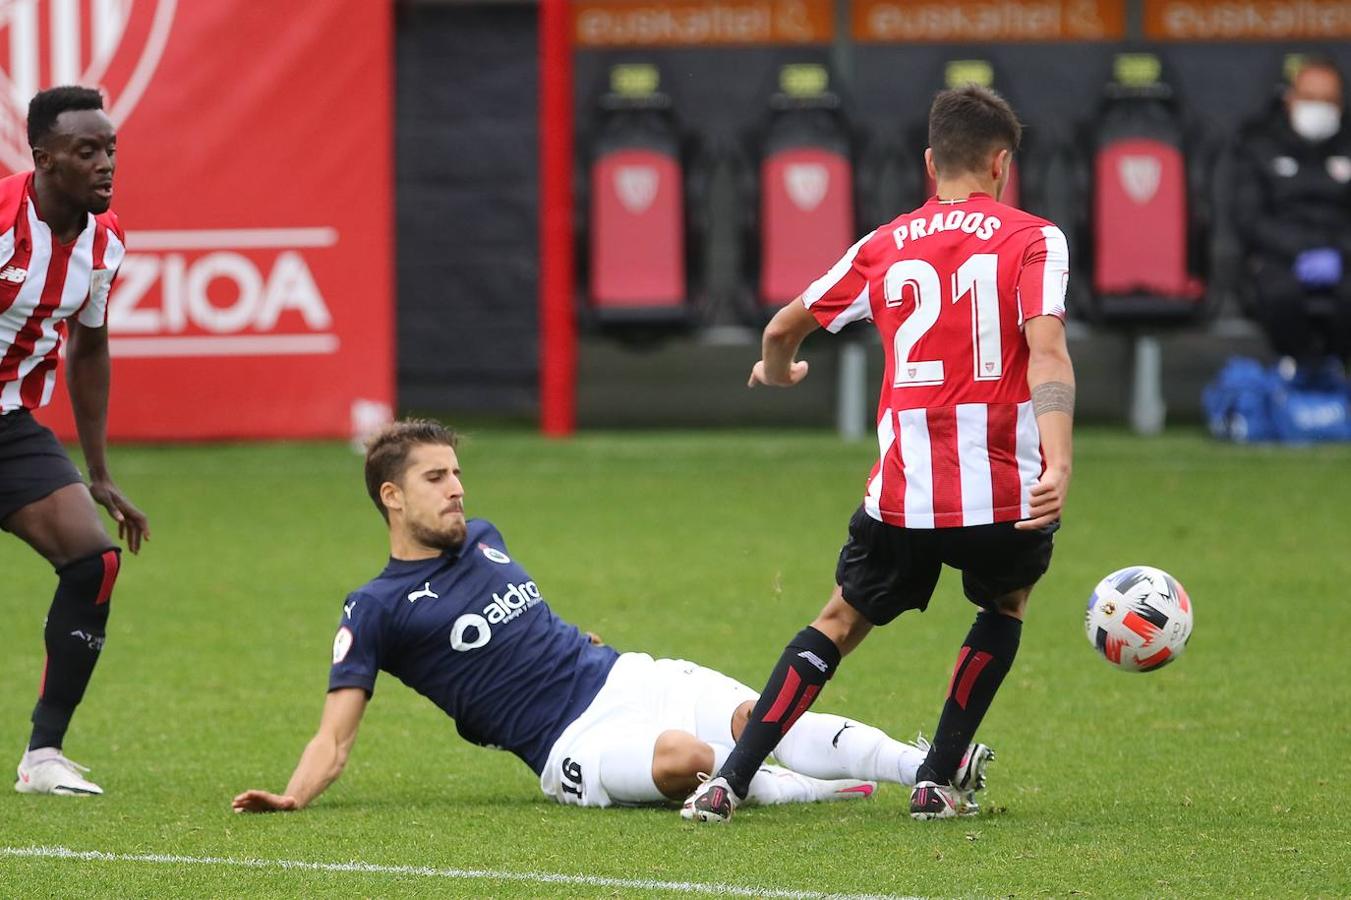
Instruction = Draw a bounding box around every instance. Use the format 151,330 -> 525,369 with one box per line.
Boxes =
585,631 -> 605,646
748,359 -> 809,388
232,789 -> 299,813
89,478 -> 150,554
1015,467 -> 1069,531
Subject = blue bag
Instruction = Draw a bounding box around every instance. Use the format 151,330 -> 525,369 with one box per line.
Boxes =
1204,357 -> 1351,443
1202,357 -> 1279,442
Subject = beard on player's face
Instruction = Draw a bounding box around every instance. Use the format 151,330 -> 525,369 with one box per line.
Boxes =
400,487 -> 467,552
407,514 -> 467,552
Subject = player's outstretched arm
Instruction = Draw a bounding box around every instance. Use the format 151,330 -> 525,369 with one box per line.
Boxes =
66,320 -> 150,553
232,688 -> 368,813
748,298 -> 819,388
1017,315 -> 1075,531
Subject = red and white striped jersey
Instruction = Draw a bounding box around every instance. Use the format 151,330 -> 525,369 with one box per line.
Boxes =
0,172 -> 125,414
802,193 -> 1069,529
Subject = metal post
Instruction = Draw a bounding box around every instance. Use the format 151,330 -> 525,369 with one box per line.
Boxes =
837,342 -> 868,441
1129,334 -> 1166,435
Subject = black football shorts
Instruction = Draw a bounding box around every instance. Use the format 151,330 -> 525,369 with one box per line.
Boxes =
835,505 -> 1057,625
0,409 -> 84,527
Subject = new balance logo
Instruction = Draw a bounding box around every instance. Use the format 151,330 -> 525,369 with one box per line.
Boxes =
797,650 -> 829,673
408,582 -> 438,603
69,630 -> 105,651
0,265 -> 27,284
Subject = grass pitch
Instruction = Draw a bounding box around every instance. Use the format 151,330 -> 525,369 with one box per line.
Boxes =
1,428 -> 1349,898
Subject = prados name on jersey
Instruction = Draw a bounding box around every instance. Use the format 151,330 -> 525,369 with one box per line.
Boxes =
892,209 -> 1002,250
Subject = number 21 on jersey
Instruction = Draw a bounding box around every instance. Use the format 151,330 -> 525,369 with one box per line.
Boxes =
884,253 -> 1001,388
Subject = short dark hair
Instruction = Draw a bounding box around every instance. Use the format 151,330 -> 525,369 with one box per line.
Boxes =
928,85 -> 1022,176
364,419 -> 459,522
28,85 -> 104,148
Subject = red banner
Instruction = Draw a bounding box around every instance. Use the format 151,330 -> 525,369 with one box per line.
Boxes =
8,0 -> 394,440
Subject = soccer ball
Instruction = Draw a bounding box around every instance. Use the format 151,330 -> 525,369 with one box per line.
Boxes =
1085,566 -> 1193,672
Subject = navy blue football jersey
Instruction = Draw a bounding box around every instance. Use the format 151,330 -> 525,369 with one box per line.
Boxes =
328,519 -> 619,774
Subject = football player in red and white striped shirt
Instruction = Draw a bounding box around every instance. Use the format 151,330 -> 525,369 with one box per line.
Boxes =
3,87 -> 149,797
685,86 -> 1074,824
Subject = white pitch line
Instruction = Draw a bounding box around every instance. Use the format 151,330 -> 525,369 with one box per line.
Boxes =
0,846 -> 917,900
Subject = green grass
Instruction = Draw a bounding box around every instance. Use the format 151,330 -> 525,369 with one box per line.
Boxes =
2,429 -> 1349,898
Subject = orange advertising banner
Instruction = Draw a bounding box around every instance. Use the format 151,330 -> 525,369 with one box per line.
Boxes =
853,0 -> 1125,42
573,0 -> 835,47
1144,0 -> 1351,39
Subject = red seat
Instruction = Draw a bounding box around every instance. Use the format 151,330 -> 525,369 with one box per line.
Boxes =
759,147 -> 853,307
589,148 -> 685,313
1093,138 -> 1203,302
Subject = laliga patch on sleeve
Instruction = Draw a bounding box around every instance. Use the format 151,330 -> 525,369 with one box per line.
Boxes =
479,542 -> 511,565
333,626 -> 354,664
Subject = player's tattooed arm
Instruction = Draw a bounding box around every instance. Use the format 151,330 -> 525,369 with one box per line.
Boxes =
1031,381 -> 1075,418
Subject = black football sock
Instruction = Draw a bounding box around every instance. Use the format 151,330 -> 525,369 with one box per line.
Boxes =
917,610 -> 1021,786
718,626 -> 841,799
29,549 -> 120,751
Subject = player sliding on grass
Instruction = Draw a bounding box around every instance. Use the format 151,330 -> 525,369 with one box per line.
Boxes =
684,85 -> 1074,823
5,87 -> 149,797
233,420 -> 992,814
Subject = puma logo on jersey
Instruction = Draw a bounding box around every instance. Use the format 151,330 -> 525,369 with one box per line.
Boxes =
408,582 -> 438,603
0,265 -> 27,284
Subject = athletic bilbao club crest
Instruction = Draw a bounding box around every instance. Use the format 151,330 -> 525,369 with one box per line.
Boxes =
1118,155 -> 1161,205
785,163 -> 828,211
0,0 -> 177,174
615,165 -> 658,214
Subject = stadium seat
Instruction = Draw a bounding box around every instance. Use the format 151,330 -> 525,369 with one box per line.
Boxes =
584,65 -> 692,328
756,66 -> 856,310
1079,55 -> 1211,324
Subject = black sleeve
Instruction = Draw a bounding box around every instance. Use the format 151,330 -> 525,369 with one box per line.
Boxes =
328,593 -> 385,696
1230,142 -> 1319,261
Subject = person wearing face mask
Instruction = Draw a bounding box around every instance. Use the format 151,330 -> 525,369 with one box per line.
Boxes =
1232,55 -> 1351,370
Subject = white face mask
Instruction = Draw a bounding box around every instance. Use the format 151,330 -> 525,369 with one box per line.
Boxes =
1290,100 -> 1342,142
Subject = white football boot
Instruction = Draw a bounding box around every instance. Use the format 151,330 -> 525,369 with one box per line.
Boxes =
681,773 -> 739,823
913,733 -> 994,816
15,748 -> 103,796
909,780 -> 970,820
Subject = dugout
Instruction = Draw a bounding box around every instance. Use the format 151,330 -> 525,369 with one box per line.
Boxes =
393,0 -> 1351,431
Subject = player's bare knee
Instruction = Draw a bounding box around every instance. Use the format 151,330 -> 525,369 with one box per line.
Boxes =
9,485 -> 112,568
729,701 -> 753,742
989,588 -> 1030,619
651,731 -> 713,798
811,591 -> 872,656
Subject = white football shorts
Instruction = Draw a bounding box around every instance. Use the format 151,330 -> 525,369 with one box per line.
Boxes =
539,652 -> 757,807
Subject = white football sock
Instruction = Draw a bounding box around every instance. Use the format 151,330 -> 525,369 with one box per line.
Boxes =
21,747 -> 62,765
742,764 -> 822,806
771,712 -> 923,785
